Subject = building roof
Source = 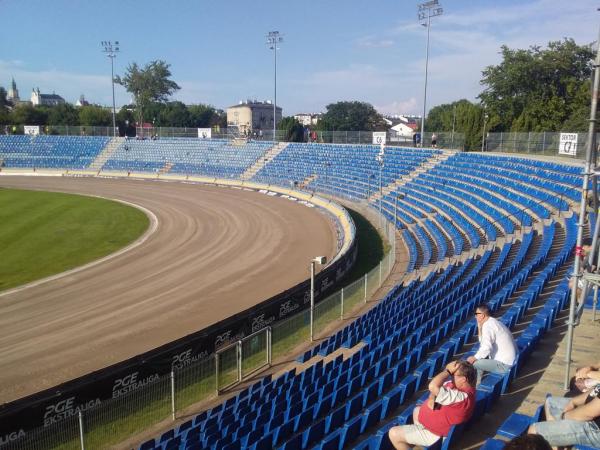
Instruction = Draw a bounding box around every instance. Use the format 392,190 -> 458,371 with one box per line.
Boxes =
228,100 -> 281,109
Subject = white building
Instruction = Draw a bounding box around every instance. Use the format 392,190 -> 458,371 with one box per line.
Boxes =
385,115 -> 419,138
227,100 -> 282,133
294,113 -> 320,126
31,87 -> 65,107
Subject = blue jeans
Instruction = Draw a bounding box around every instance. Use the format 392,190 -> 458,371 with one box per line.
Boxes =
533,398 -> 600,448
473,358 -> 511,384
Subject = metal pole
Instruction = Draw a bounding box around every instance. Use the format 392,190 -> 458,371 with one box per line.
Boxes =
274,40 -> 277,142
364,273 -> 368,302
565,23 -> 600,390
593,285 -> 598,322
170,370 -> 176,420
542,131 -> 546,154
481,110 -> 486,152
341,287 -> 345,319
379,162 -> 383,226
237,341 -> 242,382
78,410 -> 85,450
267,327 -> 272,365
310,261 -> 315,341
420,13 -> 431,146
451,105 -> 456,148
394,194 -> 398,228
111,56 -> 116,137
215,354 -> 220,394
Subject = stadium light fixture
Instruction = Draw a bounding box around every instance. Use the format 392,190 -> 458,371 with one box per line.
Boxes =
266,31 -> 283,142
101,40 -> 120,137
417,0 -> 443,147
310,256 -> 327,341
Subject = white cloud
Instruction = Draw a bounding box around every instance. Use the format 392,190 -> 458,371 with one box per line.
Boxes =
376,98 -> 419,116
354,36 -> 395,49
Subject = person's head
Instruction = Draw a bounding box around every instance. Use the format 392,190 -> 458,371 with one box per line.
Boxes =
475,304 -> 491,325
504,434 -> 552,450
453,361 -> 477,388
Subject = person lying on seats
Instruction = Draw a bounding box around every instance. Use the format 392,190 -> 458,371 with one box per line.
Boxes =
528,384 -> 600,449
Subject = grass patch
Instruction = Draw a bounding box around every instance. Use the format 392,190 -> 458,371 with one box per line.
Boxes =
340,208 -> 388,284
0,188 -> 149,292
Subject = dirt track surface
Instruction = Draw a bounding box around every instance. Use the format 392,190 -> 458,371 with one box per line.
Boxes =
0,177 -> 337,404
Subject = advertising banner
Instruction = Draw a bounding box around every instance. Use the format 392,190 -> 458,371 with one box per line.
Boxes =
559,133 -> 578,156
23,125 -> 40,136
198,128 -> 212,139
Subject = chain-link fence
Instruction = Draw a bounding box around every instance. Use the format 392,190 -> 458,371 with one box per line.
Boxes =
4,208 -> 395,450
484,131 -> 599,159
1,125 -> 465,149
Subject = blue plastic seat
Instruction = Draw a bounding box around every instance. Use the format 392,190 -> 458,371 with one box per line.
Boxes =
497,412 -> 533,439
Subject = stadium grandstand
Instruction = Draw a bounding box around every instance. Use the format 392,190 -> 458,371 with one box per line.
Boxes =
0,132 -> 599,450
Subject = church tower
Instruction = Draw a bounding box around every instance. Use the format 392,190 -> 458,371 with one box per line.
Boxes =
7,78 -> 20,103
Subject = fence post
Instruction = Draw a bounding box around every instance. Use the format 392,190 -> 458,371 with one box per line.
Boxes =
78,410 -> 85,450
379,261 -> 382,286
215,354 -> 220,395
364,273 -> 368,302
499,132 -> 503,152
340,287 -> 345,319
542,132 -> 547,154
170,370 -> 176,420
267,327 -> 272,365
527,132 -> 531,153
237,341 -> 242,382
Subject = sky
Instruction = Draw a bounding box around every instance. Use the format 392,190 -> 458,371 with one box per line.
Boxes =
0,0 -> 597,116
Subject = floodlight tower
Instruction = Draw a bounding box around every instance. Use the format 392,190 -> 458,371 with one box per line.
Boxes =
266,31 -> 283,142
101,40 -> 120,137
418,0 -> 443,146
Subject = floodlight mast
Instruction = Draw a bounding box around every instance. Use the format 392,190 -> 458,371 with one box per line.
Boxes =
266,31 -> 283,142
417,0 -> 443,147
101,41 -> 120,137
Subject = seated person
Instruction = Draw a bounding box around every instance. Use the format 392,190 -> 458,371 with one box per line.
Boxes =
466,304 -> 518,383
528,384 -> 600,449
571,360 -> 600,394
388,361 -> 476,450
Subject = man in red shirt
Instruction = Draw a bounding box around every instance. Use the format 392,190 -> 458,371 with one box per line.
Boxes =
388,360 -> 477,449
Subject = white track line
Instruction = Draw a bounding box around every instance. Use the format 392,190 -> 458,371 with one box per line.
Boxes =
0,196 -> 159,298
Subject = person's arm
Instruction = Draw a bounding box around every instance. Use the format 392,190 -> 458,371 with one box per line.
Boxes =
561,390 -> 591,414
575,361 -> 600,379
563,397 -> 600,422
428,361 -> 457,397
472,323 -> 493,361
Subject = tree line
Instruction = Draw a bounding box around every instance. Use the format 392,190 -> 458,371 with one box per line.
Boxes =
0,38 -> 594,149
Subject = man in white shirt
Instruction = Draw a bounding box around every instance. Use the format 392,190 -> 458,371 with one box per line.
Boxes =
466,304 -> 517,383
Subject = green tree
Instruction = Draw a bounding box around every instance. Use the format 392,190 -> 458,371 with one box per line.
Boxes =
317,101 -> 386,131
116,107 -> 136,136
426,99 -> 486,151
188,104 -> 225,128
115,60 -> 180,128
48,103 -> 80,126
79,105 -> 112,126
479,39 -> 593,132
157,101 -> 191,127
278,117 -> 305,142
0,87 -> 8,111
10,104 -> 49,125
